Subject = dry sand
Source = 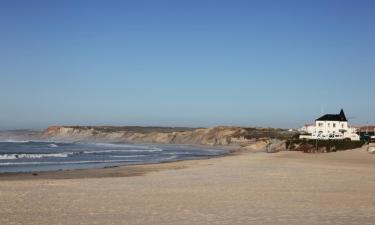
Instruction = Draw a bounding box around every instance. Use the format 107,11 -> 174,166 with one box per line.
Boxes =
1,147 -> 375,225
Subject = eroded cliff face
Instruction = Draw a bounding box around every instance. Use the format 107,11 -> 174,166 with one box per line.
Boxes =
42,126 -> 290,152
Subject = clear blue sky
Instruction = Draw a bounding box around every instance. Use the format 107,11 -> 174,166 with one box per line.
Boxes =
1,0 -> 374,129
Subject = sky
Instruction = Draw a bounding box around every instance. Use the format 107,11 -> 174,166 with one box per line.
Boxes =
0,0 -> 374,130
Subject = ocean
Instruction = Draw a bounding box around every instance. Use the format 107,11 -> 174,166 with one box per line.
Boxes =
0,140 -> 227,173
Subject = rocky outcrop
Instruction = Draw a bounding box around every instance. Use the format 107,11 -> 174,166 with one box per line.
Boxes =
42,126 -> 294,152
265,139 -> 287,153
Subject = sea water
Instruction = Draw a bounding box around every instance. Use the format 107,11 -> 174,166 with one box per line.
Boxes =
0,140 -> 227,173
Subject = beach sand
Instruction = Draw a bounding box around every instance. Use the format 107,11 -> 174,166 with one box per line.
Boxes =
1,147 -> 375,225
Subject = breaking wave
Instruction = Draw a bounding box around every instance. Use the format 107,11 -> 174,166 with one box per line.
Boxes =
0,140 -> 32,143
0,153 -> 70,160
0,140 -> 227,172
0,159 -> 143,166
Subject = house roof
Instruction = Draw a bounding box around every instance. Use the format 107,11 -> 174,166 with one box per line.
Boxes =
316,109 -> 348,122
358,125 -> 375,131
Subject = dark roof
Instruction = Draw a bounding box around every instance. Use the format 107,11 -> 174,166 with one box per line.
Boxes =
316,109 -> 348,122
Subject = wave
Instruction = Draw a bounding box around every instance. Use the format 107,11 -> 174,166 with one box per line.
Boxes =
0,147 -> 163,160
110,155 -> 148,158
164,155 -> 178,160
84,148 -> 162,154
0,153 -> 70,160
92,143 -> 161,150
0,140 -> 32,143
0,140 -> 71,145
0,159 -> 142,166
92,143 -> 140,148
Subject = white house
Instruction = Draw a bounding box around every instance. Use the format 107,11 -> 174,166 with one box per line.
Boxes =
300,109 -> 360,141
300,123 -> 315,134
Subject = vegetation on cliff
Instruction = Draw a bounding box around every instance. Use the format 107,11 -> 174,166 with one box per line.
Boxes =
42,126 -> 296,152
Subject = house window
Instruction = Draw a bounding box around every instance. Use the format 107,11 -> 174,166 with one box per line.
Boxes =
333,123 -> 336,128
341,124 -> 344,128
328,123 -> 330,127
318,123 -> 323,127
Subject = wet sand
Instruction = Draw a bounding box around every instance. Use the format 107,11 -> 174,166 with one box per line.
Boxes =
1,147 -> 375,225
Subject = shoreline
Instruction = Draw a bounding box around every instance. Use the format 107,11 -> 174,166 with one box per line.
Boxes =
0,144 -> 240,180
1,142 -> 371,180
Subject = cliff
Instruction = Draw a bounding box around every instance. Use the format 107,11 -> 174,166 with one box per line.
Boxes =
42,126 -> 295,152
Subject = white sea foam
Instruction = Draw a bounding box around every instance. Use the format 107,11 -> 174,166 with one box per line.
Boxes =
110,155 -> 148,158
0,140 -> 31,143
0,140 -> 67,144
0,159 -> 142,166
0,141 -> 226,172
164,155 -> 178,160
0,153 -> 70,160
0,148 -> 162,160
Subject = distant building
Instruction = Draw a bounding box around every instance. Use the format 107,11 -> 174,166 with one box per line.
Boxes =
357,125 -> 375,134
300,109 -> 360,141
357,125 -> 375,142
300,123 -> 315,134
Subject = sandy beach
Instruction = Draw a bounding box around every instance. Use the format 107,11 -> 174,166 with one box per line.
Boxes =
1,147 -> 375,225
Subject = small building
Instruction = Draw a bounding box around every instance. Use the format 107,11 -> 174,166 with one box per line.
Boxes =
357,125 -> 375,142
300,123 -> 315,134
300,109 -> 360,141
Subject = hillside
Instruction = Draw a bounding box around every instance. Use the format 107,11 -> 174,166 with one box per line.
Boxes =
42,126 -> 296,152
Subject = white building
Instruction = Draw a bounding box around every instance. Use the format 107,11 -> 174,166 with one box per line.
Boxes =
300,123 -> 315,134
300,109 -> 360,141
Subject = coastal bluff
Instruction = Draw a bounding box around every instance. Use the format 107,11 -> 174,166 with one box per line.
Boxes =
42,126 -> 295,152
